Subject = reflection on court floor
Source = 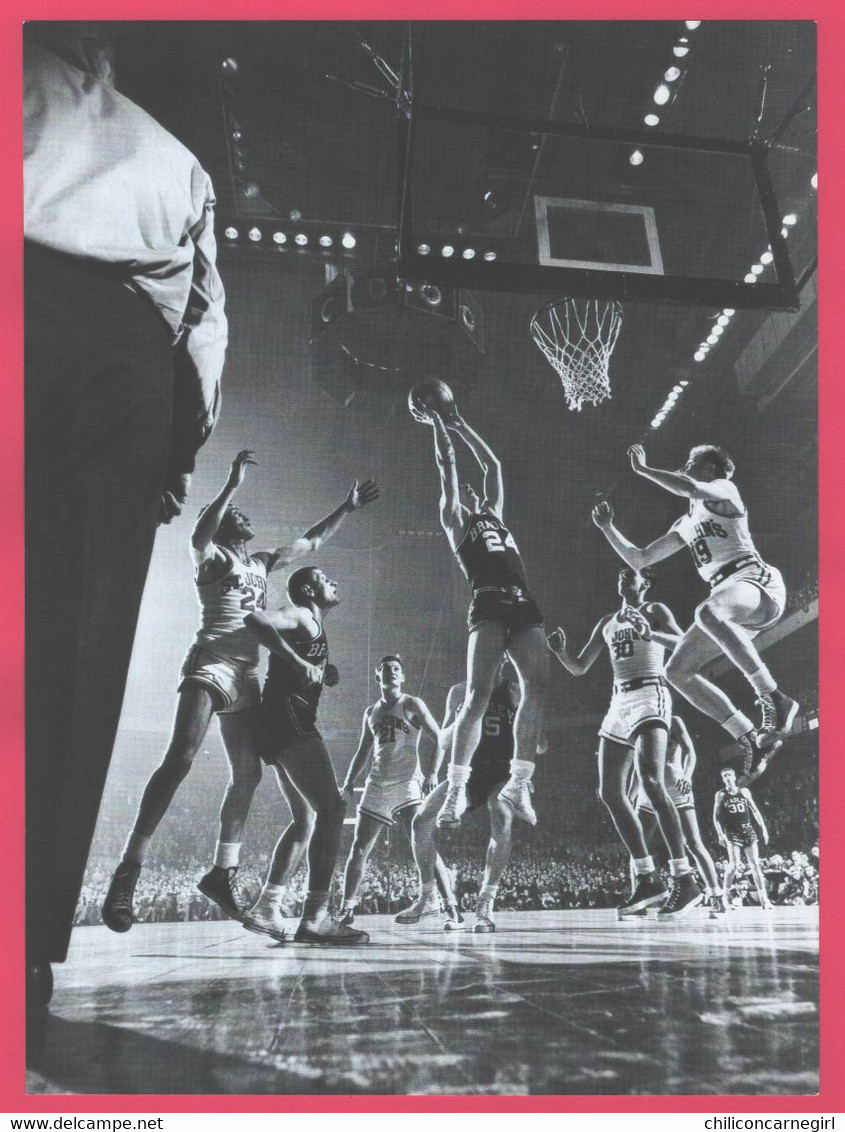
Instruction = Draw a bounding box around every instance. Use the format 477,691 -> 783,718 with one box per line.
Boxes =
27,907 -> 817,1096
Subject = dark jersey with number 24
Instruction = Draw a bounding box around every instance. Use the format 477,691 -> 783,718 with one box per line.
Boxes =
454,509 -> 530,593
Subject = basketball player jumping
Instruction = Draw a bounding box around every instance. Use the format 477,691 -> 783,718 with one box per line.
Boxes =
629,714 -> 724,916
425,409 -> 548,828
398,662 -> 537,932
102,450 -> 378,934
593,444 -> 797,782
336,655 -> 462,928
713,767 -> 772,910
243,552 -> 380,946
547,567 -> 703,919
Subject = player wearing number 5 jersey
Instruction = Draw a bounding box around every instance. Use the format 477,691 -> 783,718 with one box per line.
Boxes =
593,444 -> 797,784
103,451 -> 379,936
425,410 -> 548,830
548,567 -> 702,920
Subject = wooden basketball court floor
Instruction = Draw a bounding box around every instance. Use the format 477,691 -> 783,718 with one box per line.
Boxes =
26,907 -> 818,1097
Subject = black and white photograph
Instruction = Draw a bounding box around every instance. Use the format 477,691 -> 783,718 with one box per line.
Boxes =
23,19 -> 819,1098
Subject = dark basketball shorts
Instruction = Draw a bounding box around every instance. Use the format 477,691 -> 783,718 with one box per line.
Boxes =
467,589 -> 544,638
466,752 -> 511,812
727,826 -> 758,849
258,694 -> 321,764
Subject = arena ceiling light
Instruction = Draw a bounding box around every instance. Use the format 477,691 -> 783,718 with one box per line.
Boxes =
679,380 -> 690,386
811,172 -> 818,190
319,235 -> 333,248
462,248 -> 476,259
694,350 -> 706,362
629,150 -> 645,166
685,20 -> 702,29
782,213 -> 797,226
224,227 -> 239,240
484,251 -> 497,261
294,233 -> 308,246
673,44 -> 690,57
653,84 -> 671,105
664,66 -> 681,82
417,243 -> 431,255
717,314 -> 730,326
341,232 -> 357,249
248,227 -> 262,242
744,272 -> 757,283
706,333 -> 719,344
760,250 -> 774,265
272,231 -> 286,245
644,114 -> 660,126
712,325 -> 724,337
751,263 -> 764,275
723,308 -> 736,316
441,245 -> 455,257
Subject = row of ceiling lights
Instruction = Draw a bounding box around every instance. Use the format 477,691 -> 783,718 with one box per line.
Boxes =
629,21 -> 702,166
417,242 -> 498,261
650,186 -> 816,430
222,224 -> 358,250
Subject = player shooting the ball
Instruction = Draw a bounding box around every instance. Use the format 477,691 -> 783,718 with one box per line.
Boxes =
411,382 -> 548,829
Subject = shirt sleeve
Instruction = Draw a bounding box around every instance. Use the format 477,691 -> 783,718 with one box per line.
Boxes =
170,168 -> 228,474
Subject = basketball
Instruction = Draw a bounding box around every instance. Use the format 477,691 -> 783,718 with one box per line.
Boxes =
408,379 -> 457,424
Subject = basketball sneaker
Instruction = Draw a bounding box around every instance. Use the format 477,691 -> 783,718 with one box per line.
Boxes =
616,873 -> 667,918
756,690 -> 799,746
102,860 -> 141,934
657,873 -> 704,921
498,778 -> 537,826
738,736 -> 784,787
243,904 -> 287,943
708,893 -> 727,918
293,917 -> 370,945
394,891 -> 441,924
437,783 -> 468,828
443,904 -> 466,931
198,865 -> 244,921
473,898 -> 496,933
337,907 -> 355,927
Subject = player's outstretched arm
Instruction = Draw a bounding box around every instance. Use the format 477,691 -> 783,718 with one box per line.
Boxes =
591,501 -> 683,570
713,793 -> 728,846
431,412 -> 465,545
244,607 -> 324,685
435,682 -> 465,777
547,617 -> 609,675
448,415 -> 504,519
407,697 -> 443,790
264,479 -> 380,571
341,709 -> 375,797
643,601 -> 686,650
627,445 -> 740,506
191,449 -> 256,560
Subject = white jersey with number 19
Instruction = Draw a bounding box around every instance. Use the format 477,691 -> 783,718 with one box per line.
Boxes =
670,494 -> 760,584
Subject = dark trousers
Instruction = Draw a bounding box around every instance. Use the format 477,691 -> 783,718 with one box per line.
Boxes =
25,243 -> 173,964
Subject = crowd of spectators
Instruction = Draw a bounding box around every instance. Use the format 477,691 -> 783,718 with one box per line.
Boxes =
75,841 -> 818,926
785,569 -> 819,617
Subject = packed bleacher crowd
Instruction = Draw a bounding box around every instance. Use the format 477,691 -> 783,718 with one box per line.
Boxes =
74,839 -> 818,925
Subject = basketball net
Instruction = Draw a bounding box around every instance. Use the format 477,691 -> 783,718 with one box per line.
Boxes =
530,298 -> 623,411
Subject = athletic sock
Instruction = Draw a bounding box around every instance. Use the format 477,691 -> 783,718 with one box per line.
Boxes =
748,666 -> 777,697
302,890 -> 330,923
257,882 -> 285,908
508,758 -> 535,781
722,710 -> 755,740
669,857 -> 692,877
447,763 -> 471,787
633,856 -> 655,876
123,832 -> 151,865
213,841 -> 241,869
342,898 -> 356,912
705,886 -> 719,897
479,883 -> 499,901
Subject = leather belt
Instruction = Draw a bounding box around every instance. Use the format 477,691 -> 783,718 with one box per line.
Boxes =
614,675 -> 666,693
473,585 -> 530,601
709,554 -> 761,588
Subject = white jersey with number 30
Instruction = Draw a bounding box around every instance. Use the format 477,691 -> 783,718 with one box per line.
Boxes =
192,547 -> 269,663
670,493 -> 760,584
602,611 -> 665,682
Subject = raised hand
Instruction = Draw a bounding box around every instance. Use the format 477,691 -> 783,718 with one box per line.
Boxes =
619,605 -> 652,639
591,500 -> 614,529
227,449 -> 257,489
546,627 -> 566,654
345,479 -> 380,511
628,444 -> 647,473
